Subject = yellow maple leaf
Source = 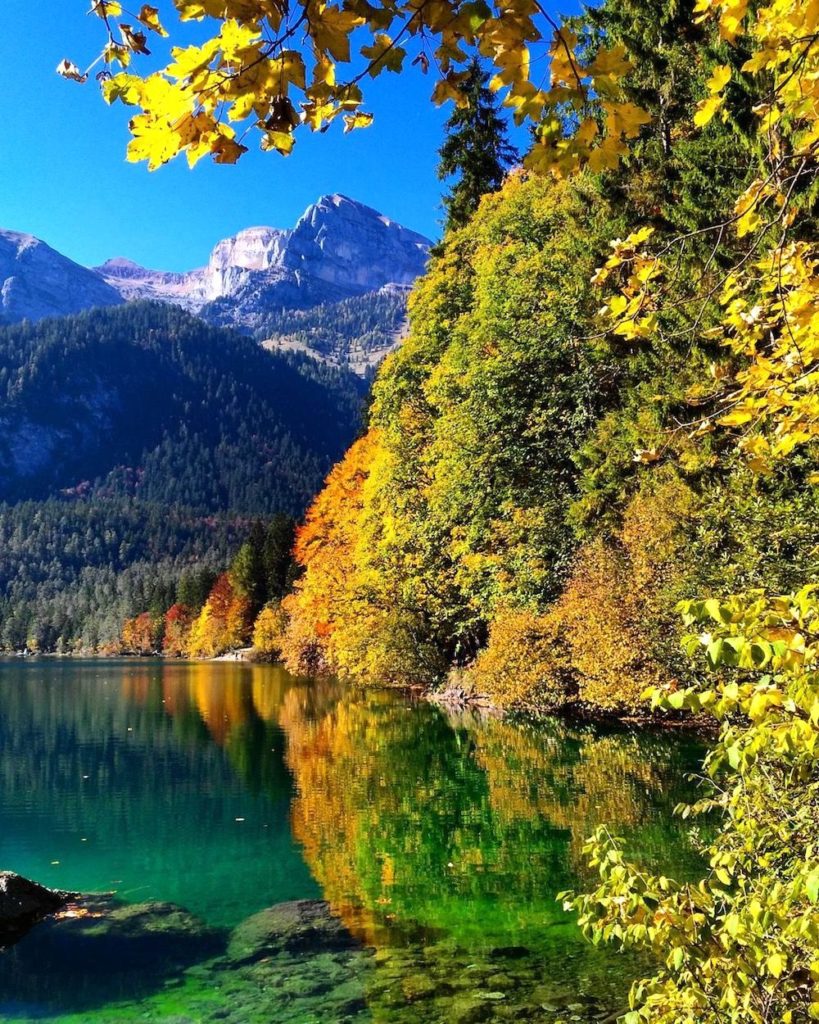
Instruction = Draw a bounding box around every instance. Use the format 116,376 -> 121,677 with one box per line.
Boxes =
343,111 -> 374,132
137,5 -> 168,36
694,93 -> 725,127
360,35 -> 406,76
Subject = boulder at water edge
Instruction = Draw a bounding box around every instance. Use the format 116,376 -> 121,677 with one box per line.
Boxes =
0,871 -> 75,946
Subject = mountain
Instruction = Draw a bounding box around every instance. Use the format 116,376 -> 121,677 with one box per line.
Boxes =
96,194 -> 432,370
0,230 -> 123,324
0,302 -> 365,511
0,196 -> 431,373
0,301 -> 366,650
96,195 -> 431,318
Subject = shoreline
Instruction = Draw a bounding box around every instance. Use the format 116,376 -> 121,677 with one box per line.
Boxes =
0,650 -> 714,732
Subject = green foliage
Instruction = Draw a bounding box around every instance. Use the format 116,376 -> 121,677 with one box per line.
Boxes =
567,586 -> 819,1022
437,57 -> 518,234
0,499 -> 241,652
0,301 -> 364,512
298,172 -> 619,682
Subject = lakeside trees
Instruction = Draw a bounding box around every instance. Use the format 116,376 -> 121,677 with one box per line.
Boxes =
64,0 -> 819,1017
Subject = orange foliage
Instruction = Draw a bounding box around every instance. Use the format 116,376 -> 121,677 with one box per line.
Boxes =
163,603 -> 193,657
121,611 -> 162,655
281,430 -> 380,675
187,572 -> 249,657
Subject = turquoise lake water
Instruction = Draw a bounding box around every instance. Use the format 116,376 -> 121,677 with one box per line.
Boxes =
0,658 -> 706,1023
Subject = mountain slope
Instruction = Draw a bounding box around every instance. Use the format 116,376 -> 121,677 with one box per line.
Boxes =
96,194 -> 431,321
0,302 -> 365,513
0,230 -> 123,324
0,196 -> 431,374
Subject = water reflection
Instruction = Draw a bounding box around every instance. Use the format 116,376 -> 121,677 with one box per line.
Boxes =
0,659 -> 706,1022
279,681 -> 703,951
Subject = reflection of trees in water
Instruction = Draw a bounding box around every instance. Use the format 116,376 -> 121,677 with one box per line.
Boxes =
279,683 -> 704,950
126,662 -> 297,798
0,661 -> 300,835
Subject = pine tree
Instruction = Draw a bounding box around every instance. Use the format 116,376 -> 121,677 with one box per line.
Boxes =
437,57 -> 518,234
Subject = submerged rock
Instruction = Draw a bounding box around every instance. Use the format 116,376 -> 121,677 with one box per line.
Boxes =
227,899 -> 361,963
0,871 -> 75,946
0,896 -> 224,1015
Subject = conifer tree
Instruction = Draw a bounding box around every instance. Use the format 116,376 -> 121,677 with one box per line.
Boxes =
437,58 -> 518,234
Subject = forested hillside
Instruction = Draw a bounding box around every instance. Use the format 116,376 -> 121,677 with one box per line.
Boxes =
265,0 -> 819,711
258,286 -> 409,373
0,303 -> 364,650
0,302 -> 364,509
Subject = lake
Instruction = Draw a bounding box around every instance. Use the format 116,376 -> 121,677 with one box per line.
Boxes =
0,658 -> 706,1023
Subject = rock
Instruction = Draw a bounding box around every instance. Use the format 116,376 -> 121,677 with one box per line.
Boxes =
450,996 -> 494,1024
401,972 -> 440,1002
96,194 -> 431,334
227,899 -> 360,963
0,230 -> 123,324
0,871 -> 75,946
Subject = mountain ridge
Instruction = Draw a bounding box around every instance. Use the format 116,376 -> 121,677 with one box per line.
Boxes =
1,195 -> 431,371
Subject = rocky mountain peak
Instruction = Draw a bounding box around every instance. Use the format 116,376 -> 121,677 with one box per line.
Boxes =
1,196 -> 432,371
0,230 -> 123,323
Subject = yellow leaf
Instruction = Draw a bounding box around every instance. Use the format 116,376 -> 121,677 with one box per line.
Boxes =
343,111 -> 374,132
694,94 -> 724,127
707,63 -> 731,95
360,34 -> 406,76
137,5 -> 168,36
90,0 -> 122,17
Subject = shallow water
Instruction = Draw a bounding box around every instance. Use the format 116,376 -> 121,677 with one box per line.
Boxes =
0,658 -> 706,1022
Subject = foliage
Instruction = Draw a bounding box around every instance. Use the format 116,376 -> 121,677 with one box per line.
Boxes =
437,56 -> 518,233
68,0 -> 649,171
279,172 -> 621,688
0,498 -> 241,653
550,2 -> 819,1022
163,602 -> 194,656
468,605 -> 571,709
568,587 -> 819,1023
121,610 -> 163,654
117,516 -> 300,658
252,603 -> 287,658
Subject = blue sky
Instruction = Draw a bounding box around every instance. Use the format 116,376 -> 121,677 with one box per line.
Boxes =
0,2 -> 562,271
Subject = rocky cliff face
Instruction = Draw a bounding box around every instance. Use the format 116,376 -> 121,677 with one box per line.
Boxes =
96,194 -> 431,324
0,230 -> 123,324
1,195 -> 431,371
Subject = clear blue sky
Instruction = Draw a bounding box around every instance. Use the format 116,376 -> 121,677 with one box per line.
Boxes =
0,1 -> 567,272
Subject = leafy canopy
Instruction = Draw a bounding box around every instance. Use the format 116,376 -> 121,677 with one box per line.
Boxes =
64,0 -> 647,168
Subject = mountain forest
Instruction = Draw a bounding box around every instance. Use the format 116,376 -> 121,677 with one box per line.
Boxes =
0,0 -> 814,1018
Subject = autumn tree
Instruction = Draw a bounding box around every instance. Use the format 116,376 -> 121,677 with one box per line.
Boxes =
437,56 -> 518,233
163,602 -> 194,656
187,572 -> 247,657
121,610 -> 162,654
252,603 -> 287,658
